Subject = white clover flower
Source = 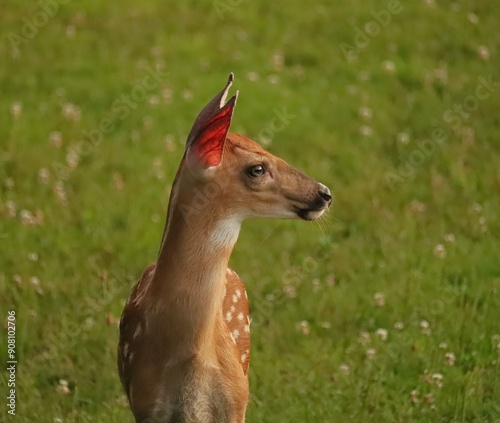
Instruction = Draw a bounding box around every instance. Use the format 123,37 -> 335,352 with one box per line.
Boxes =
359,125 -> 373,138
339,363 -> 350,374
410,389 -> 419,404
467,13 -> 479,24
299,320 -> 310,335
374,292 -> 385,307
444,233 -> 456,243
445,352 -> 456,366
366,348 -> 376,360
376,328 -> 388,341
433,244 -> 446,259
50,131 -> 63,148
56,379 -> 70,394
420,320 -> 431,335
20,209 -> 35,226
11,102 -> 22,118
359,106 -> 373,120
28,252 -> 39,262
382,60 -> 396,74
38,168 -> 50,184
397,132 -> 410,144
358,331 -> 371,344
477,45 -> 490,61
6,200 -> 17,217
432,373 -> 443,388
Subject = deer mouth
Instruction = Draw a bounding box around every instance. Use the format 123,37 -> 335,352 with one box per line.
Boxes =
295,206 -> 329,221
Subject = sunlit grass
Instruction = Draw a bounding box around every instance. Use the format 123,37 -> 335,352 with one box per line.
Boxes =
1,0 -> 499,422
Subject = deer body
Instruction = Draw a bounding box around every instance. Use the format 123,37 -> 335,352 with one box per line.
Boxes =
118,75 -> 331,422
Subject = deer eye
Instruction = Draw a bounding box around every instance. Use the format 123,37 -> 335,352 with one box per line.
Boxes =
247,164 -> 265,178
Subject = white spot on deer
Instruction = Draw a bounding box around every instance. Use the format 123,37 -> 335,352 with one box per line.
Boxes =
237,312 -> 244,321
241,353 -> 247,363
235,289 -> 242,299
232,294 -> 238,303
225,311 -> 233,322
232,329 -> 240,340
244,290 -> 248,299
230,305 -> 236,313
133,324 -> 142,339
244,324 -> 250,333
230,332 -> 237,344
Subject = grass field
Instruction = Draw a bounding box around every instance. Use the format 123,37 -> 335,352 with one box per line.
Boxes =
1,0 -> 500,422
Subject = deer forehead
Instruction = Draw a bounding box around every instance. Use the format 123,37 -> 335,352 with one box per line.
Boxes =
225,134 -> 270,161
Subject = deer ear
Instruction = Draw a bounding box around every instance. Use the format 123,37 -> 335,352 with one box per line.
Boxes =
186,73 -> 238,169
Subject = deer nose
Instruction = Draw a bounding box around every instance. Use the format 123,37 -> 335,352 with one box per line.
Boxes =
318,183 -> 332,205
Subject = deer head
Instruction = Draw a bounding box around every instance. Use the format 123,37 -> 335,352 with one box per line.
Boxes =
175,73 -> 332,227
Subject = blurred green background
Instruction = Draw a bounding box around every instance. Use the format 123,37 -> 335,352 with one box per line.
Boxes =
1,0 -> 499,422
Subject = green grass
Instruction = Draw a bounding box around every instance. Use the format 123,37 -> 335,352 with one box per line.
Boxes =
1,0 -> 500,421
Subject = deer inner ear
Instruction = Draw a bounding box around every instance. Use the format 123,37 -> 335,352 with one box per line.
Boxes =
185,74 -> 238,170
186,94 -> 237,168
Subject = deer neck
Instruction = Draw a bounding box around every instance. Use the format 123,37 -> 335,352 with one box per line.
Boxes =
148,178 -> 242,355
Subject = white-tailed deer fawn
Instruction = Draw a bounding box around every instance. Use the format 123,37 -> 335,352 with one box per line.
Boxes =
118,74 -> 332,423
